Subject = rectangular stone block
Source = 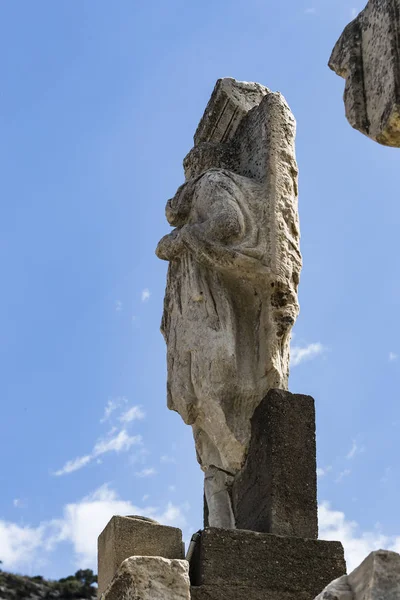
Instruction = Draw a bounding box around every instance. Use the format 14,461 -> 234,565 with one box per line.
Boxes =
97,515 -> 184,597
232,389 -> 318,538
190,528 -> 346,600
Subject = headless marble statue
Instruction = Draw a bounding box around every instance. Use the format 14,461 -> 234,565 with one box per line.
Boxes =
156,79 -> 301,528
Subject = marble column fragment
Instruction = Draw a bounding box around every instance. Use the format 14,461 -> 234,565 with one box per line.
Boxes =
329,0 -> 400,146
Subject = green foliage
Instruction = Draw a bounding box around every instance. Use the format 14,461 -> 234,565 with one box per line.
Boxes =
0,567 -> 97,600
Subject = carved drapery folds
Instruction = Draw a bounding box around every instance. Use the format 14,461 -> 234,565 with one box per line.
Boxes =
156,78 -> 301,526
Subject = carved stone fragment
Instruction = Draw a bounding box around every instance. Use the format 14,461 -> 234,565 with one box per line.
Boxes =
329,0 -> 400,146
314,550 -> 400,600
156,78 -> 301,527
100,556 -> 190,600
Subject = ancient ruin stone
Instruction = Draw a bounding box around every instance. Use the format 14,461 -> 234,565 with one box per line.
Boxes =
100,556 -> 190,600
329,0 -> 400,146
156,78 -> 301,527
314,550 -> 400,600
232,389 -> 318,538
190,528 -> 346,600
97,516 -> 184,596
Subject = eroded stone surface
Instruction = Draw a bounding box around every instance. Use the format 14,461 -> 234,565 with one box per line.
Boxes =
190,528 -> 346,600
156,78 -> 301,527
100,556 -> 190,600
97,516 -> 184,596
349,549 -> 400,600
232,389 -> 318,538
314,575 -> 352,600
314,549 -> 400,600
329,0 -> 400,146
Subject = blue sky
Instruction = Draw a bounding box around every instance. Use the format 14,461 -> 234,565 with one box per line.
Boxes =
1,0 -> 400,580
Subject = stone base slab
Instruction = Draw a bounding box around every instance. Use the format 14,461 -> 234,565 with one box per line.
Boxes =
190,528 -> 346,600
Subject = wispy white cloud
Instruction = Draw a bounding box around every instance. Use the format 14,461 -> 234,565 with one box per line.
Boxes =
319,502 -> 400,572
54,430 -> 142,476
160,455 -> 176,464
130,447 -> 150,465
389,352 -> 398,362
120,405 -> 145,423
135,467 -> 157,478
141,288 -> 151,302
115,300 -> 123,312
54,455 -> 92,476
168,485 -> 176,492
100,397 -> 128,423
351,7 -> 358,18
335,468 -> 351,483
291,342 -> 325,367
381,466 -> 392,484
317,466 -> 332,478
305,7 -> 316,14
13,499 -> 26,509
346,440 -> 365,460
93,430 -> 142,455
0,485 -> 188,572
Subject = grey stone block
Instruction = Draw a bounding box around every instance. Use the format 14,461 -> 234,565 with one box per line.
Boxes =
190,528 -> 346,600
232,389 -> 318,538
97,515 -> 184,597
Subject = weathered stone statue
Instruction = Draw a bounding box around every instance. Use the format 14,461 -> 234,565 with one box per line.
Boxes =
329,0 -> 400,146
156,78 -> 301,527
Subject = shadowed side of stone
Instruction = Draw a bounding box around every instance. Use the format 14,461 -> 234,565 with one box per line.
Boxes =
193,78 -> 270,146
190,528 -> 346,600
232,389 -> 318,538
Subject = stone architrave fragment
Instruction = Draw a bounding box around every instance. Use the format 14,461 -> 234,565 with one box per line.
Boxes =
329,0 -> 400,146
314,550 -> 400,600
100,556 -> 190,600
190,528 -> 346,600
156,78 -> 301,528
232,389 -> 318,538
97,516 -> 184,597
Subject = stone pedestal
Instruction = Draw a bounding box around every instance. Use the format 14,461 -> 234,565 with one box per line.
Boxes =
97,515 -> 184,597
232,389 -> 318,537
190,528 -> 346,600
